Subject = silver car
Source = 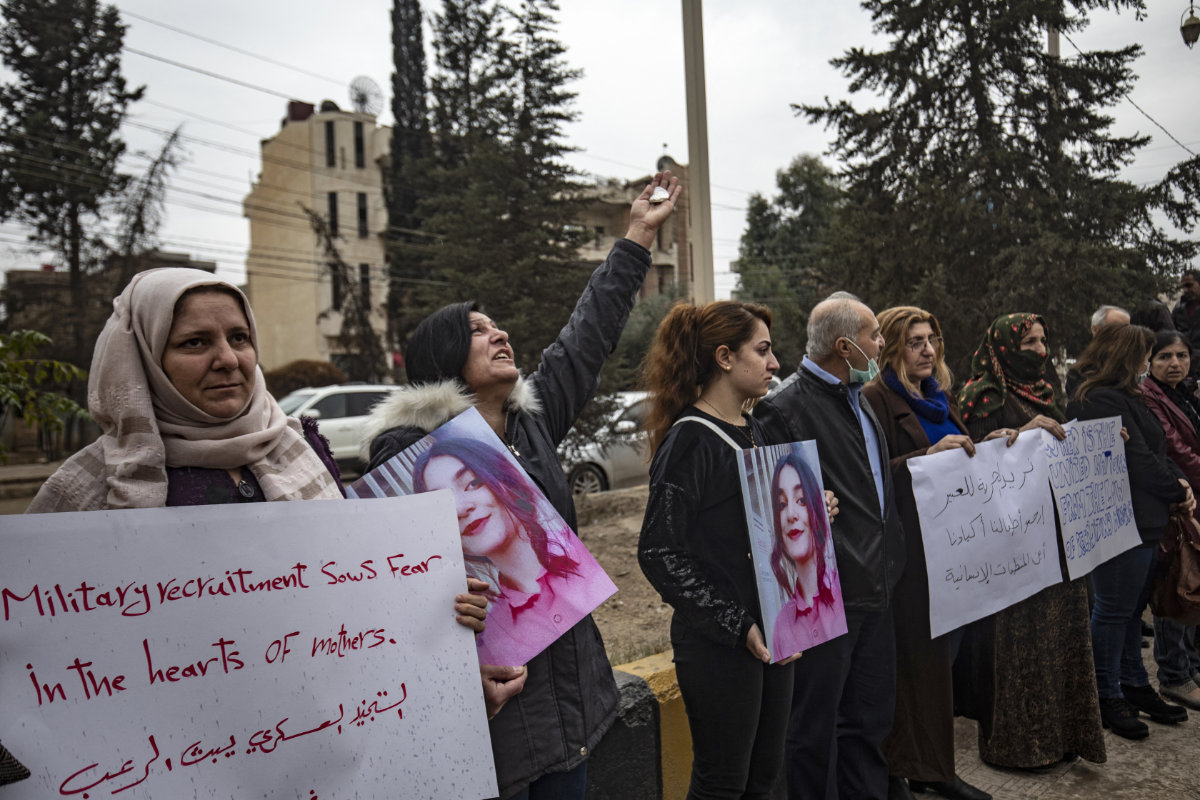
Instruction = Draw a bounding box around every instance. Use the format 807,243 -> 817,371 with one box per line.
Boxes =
561,392 -> 650,495
278,384 -> 397,475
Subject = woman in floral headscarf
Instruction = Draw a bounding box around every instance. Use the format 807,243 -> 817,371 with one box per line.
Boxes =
953,313 -> 1106,771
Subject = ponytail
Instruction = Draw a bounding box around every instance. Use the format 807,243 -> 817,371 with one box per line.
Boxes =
641,300 -> 772,454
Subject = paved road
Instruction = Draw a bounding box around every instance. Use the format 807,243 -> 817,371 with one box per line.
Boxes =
950,660 -> 1198,799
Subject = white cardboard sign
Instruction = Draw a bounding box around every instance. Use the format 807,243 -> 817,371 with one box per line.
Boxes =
0,493 -> 497,799
908,433 -> 1062,638
1043,417 -> 1142,579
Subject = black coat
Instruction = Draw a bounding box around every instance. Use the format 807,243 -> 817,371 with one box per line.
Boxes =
1066,385 -> 1186,541
755,366 -> 905,613
363,238 -> 650,798
638,408 -> 769,648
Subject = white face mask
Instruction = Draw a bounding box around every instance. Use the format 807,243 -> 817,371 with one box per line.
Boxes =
844,340 -> 880,385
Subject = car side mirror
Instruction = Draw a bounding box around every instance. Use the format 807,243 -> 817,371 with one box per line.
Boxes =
304,409 -> 322,420
614,420 -> 637,435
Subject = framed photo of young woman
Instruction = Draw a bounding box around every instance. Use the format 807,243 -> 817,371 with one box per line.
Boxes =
737,440 -> 848,662
347,408 -> 617,667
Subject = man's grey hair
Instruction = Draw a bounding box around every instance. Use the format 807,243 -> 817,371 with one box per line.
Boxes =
1090,304 -> 1128,329
807,293 -> 869,361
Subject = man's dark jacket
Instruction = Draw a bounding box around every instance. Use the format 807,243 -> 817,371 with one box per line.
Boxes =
755,365 -> 906,612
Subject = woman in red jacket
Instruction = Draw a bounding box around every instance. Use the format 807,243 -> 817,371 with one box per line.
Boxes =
1138,330 -> 1200,710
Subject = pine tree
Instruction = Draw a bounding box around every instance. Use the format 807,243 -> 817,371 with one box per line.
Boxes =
800,0 -> 1200,376
410,0 -> 589,371
734,154 -> 843,368
0,0 -> 143,368
385,0 -> 432,347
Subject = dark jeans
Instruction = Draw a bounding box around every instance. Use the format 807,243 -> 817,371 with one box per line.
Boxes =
673,616 -> 795,799
786,608 -> 896,800
1154,615 -> 1200,686
1090,543 -> 1155,698
506,760 -> 587,800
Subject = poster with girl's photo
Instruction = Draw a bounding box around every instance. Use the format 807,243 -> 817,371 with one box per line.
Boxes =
347,407 -> 617,667
737,440 -> 847,663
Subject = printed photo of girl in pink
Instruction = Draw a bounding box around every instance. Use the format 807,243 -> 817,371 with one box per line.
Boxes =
738,440 -> 847,662
349,408 -> 616,666
767,446 -> 847,659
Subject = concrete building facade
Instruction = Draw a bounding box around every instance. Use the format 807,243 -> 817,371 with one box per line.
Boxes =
575,155 -> 691,301
242,100 -> 389,372
243,101 -> 691,370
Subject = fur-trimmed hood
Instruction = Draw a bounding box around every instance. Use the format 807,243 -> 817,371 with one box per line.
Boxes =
359,376 -> 541,458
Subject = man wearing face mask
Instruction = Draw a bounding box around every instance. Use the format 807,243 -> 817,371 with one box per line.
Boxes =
756,292 -> 906,800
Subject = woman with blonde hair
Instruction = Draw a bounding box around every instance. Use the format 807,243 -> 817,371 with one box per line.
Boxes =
862,306 -> 989,800
638,300 -> 799,798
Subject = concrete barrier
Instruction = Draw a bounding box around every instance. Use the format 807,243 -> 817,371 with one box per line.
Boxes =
586,651 -> 692,800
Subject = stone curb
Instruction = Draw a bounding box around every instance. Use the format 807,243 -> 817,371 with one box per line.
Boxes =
586,651 -> 690,800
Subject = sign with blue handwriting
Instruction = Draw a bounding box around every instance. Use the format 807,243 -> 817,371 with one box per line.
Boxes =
1043,416 -> 1141,580
0,494 -> 497,800
908,433 -> 1062,638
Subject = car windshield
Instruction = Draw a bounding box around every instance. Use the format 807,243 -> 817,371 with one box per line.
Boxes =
621,399 -> 649,426
278,389 -> 317,415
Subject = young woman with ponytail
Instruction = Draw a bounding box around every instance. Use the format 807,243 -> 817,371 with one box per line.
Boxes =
637,300 -> 797,798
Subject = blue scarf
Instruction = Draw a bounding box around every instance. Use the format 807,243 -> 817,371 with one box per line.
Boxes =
882,367 -> 961,445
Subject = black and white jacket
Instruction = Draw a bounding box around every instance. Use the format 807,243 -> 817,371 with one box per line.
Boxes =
361,238 -> 651,798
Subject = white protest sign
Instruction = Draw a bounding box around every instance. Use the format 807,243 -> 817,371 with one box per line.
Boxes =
0,493 -> 497,800
908,433 -> 1062,638
1043,417 -> 1141,579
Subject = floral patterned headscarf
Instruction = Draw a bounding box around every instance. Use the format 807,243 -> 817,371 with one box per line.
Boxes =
958,313 -> 1065,424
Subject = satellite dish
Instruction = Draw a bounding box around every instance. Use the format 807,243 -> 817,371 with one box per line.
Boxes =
349,76 -> 383,116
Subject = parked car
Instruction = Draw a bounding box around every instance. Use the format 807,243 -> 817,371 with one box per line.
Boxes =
560,391 -> 650,496
278,383 -> 397,475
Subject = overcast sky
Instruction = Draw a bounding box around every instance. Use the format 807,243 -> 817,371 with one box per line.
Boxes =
1,0 -> 1196,299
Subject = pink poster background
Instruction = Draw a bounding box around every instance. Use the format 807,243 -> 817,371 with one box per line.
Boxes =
737,440 -> 848,662
348,408 -> 616,666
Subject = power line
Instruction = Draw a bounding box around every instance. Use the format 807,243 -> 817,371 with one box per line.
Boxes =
121,10 -> 347,88
1058,31 -> 1196,159
116,14 -> 738,206
8,128 -> 447,242
123,46 -> 301,102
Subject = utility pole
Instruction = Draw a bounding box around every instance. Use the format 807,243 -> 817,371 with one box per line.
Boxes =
681,0 -> 715,304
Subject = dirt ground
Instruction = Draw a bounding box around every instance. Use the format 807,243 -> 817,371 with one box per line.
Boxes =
575,485 -> 673,665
